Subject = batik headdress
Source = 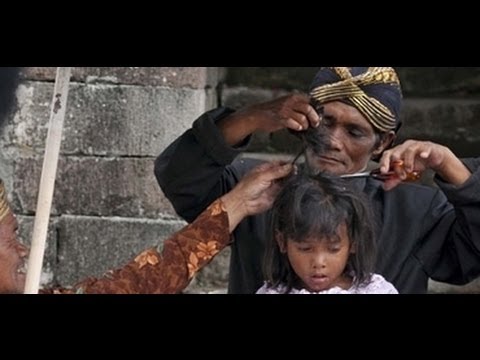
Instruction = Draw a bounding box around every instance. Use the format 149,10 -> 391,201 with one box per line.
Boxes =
310,67 -> 403,132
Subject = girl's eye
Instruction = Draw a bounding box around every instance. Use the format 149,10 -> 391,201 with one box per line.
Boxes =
298,246 -> 312,252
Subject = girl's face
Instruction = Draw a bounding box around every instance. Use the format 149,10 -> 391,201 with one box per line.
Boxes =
0,212 -> 28,294
278,222 -> 353,292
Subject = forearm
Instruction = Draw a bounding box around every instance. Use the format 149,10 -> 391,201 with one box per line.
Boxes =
217,110 -> 258,147
220,191 -> 247,233
60,199 -> 231,294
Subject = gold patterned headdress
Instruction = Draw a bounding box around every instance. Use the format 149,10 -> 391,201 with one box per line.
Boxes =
0,179 -> 12,222
310,67 -> 403,132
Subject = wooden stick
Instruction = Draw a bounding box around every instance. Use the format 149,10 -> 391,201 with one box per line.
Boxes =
24,67 -> 72,294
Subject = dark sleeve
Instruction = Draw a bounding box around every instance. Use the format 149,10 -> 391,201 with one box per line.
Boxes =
50,199 -> 232,294
154,107 -> 254,223
417,157 -> 480,284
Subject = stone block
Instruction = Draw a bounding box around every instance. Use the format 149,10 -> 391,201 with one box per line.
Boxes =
56,215 -> 186,286
16,215 -> 58,287
21,67 -> 221,89
399,99 -> 480,157
13,156 -> 176,218
8,82 -> 206,157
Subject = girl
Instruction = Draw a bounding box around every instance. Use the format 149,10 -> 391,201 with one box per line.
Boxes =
258,173 -> 398,294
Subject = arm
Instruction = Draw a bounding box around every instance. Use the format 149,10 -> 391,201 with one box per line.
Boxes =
417,159 -> 480,284
379,141 -> 480,284
154,96 -> 319,223
45,163 -> 294,294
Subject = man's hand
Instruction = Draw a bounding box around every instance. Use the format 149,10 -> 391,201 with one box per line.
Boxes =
218,94 -> 320,146
379,140 -> 471,191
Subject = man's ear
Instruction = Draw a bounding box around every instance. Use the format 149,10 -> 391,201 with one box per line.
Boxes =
372,131 -> 396,157
275,231 -> 287,253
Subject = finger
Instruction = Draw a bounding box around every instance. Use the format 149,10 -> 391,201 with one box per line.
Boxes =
288,110 -> 310,130
402,148 -> 418,173
284,117 -> 305,132
293,102 -> 320,128
261,163 -> 294,182
252,161 -> 283,173
379,153 -> 392,174
391,159 -> 407,180
420,148 -> 431,160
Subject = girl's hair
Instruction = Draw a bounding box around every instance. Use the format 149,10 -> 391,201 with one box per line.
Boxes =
263,172 -> 377,293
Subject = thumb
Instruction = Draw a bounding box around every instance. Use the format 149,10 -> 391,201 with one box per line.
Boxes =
263,163 -> 294,182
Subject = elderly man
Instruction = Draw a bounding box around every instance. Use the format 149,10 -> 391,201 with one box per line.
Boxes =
155,67 -> 480,294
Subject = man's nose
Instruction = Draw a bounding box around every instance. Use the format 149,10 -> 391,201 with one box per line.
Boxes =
327,128 -> 345,151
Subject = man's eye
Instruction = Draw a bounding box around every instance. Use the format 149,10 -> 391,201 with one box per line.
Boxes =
349,129 -> 364,138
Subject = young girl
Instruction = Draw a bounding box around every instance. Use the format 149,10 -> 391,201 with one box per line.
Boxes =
257,173 -> 398,294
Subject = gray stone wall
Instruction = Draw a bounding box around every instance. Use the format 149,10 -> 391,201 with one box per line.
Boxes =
3,67 -> 479,294
1,67 -> 222,290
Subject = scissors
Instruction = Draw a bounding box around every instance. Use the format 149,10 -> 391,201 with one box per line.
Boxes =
340,160 -> 421,182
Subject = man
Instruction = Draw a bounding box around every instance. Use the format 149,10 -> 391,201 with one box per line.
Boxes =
155,67 -> 480,294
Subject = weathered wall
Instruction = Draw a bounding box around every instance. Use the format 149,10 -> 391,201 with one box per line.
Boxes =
1,67 -> 222,289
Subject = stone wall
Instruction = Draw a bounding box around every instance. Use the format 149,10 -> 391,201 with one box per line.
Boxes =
1,67 -> 222,289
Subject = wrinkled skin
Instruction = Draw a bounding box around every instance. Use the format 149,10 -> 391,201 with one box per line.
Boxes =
304,101 -> 393,176
0,212 -> 28,294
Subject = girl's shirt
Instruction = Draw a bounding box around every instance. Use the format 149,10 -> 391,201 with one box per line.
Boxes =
256,274 -> 398,294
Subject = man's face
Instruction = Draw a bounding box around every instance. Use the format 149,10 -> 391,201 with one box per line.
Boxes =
305,101 -> 384,175
0,212 -> 28,294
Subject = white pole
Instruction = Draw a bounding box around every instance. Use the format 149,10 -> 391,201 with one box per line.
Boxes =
24,67 -> 72,294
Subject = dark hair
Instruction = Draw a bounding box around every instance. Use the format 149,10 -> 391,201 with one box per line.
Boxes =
263,172 -> 377,293
0,67 -> 22,129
